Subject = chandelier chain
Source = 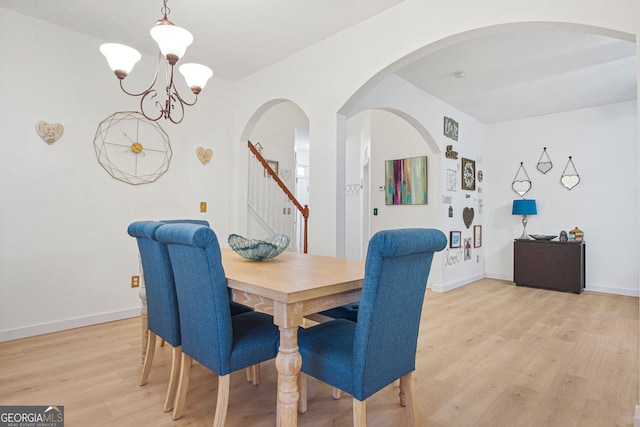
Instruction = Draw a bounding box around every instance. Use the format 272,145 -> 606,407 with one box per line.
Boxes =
160,0 -> 170,18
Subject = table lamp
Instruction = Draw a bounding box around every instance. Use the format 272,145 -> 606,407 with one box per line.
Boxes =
512,199 -> 537,239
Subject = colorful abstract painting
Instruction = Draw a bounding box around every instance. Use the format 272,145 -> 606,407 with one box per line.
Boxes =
385,156 -> 427,205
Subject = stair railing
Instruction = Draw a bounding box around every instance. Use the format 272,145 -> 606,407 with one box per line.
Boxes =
247,140 -> 309,253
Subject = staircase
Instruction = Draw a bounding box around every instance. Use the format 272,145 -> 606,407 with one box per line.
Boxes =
247,141 -> 309,253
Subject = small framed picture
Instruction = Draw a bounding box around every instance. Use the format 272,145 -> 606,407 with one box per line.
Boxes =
461,157 -> 476,191
464,238 -> 472,260
474,225 -> 482,248
444,116 -> 459,141
449,231 -> 461,248
446,169 -> 458,192
265,159 -> 279,177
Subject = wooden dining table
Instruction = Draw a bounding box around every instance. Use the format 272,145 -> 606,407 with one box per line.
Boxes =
221,248 -> 364,426
138,247 -> 364,427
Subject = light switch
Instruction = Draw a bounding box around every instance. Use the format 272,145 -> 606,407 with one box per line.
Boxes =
200,202 -> 207,212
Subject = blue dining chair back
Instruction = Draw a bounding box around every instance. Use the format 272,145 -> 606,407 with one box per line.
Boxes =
298,228 -> 446,426
128,220 -> 183,347
155,223 -> 279,425
128,220 -> 187,413
127,219 -> 253,414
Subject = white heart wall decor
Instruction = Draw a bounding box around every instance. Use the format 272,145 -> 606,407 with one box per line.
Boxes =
561,175 -> 580,190
512,180 -> 532,197
36,121 -> 64,144
537,162 -> 553,174
280,169 -> 291,181
196,147 -> 213,165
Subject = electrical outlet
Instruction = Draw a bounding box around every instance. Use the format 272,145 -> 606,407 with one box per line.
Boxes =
131,275 -> 140,288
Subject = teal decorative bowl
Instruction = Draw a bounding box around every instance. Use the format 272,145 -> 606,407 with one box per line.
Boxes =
228,234 -> 290,261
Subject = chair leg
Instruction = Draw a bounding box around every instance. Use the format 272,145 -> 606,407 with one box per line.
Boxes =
332,387 -> 342,400
245,364 -> 261,385
352,398 -> 366,427
297,373 -> 307,413
139,331 -> 157,386
163,345 -> 182,412
172,353 -> 192,420
399,372 -> 418,427
252,363 -> 261,385
212,374 -> 230,427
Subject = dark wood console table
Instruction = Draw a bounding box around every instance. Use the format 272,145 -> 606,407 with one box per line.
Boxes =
513,239 -> 585,294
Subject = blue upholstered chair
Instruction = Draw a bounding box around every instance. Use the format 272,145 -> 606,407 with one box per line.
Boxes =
160,220 -> 253,320
127,220 -> 253,413
155,223 -> 280,425
298,228 -> 446,426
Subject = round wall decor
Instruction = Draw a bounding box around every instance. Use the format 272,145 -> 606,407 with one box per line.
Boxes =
93,111 -> 172,185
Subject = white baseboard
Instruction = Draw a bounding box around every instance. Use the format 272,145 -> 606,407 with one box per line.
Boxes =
0,308 -> 140,342
485,272 -> 513,281
430,273 -> 486,293
586,284 -> 639,297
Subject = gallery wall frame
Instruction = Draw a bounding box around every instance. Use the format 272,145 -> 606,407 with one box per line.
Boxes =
385,155 -> 427,205
474,225 -> 482,248
461,157 -> 476,191
464,238 -> 472,260
444,116 -> 459,141
450,231 -> 461,248
446,169 -> 457,191
264,159 -> 279,177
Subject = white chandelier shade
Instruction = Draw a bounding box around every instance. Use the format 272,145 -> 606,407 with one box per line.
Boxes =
150,24 -> 193,64
100,43 -> 142,77
179,63 -> 214,93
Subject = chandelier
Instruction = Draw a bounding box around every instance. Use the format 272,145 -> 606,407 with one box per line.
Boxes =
100,0 -> 212,124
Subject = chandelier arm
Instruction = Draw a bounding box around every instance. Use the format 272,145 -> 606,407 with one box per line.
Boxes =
139,90 -> 165,122
172,84 -> 198,107
117,51 -> 162,97
167,93 -> 186,124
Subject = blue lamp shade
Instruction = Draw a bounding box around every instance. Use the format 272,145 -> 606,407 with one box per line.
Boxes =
512,199 -> 537,216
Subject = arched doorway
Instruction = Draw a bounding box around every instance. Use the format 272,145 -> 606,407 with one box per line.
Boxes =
240,100 -> 310,251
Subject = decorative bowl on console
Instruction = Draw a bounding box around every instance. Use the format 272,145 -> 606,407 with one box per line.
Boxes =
529,234 -> 557,241
228,234 -> 290,261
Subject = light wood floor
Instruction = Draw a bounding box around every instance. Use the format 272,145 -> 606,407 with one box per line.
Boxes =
1,279 -> 637,426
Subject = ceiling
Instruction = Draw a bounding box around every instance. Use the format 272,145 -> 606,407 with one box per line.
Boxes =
396,28 -> 637,123
1,0 -> 405,81
2,1 -> 637,123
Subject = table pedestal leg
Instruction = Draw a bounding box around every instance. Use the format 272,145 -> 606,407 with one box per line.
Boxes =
276,326 -> 301,427
274,302 -> 303,427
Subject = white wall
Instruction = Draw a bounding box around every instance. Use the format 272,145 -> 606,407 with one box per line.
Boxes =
0,10 -> 235,340
344,112 -> 370,260
485,101 -> 639,295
